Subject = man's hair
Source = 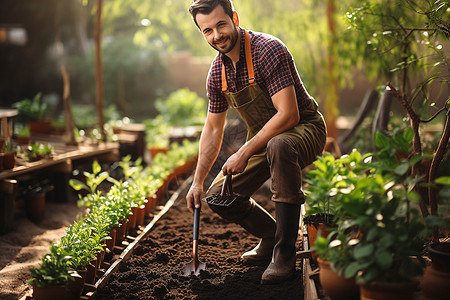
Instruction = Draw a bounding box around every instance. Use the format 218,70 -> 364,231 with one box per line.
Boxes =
189,0 -> 234,29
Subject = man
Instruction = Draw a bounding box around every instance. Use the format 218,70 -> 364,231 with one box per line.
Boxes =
186,0 -> 326,284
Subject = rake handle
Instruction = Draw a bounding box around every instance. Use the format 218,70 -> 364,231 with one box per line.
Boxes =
220,174 -> 233,196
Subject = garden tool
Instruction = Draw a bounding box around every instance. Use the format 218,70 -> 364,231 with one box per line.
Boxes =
184,207 -> 206,276
202,175 -> 248,207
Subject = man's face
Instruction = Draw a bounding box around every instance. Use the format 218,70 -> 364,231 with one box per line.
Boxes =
195,5 -> 239,54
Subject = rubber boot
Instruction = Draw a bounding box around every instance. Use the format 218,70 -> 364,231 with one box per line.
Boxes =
261,202 -> 300,284
238,200 -> 276,262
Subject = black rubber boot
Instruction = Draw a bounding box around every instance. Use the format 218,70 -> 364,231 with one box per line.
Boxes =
261,202 -> 300,284
238,200 -> 276,262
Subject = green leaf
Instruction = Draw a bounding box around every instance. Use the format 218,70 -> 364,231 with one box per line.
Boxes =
407,191 -> 420,203
69,179 -> 89,191
435,176 -> 450,185
344,262 -> 361,278
375,251 -> 393,270
394,161 -> 410,175
402,128 -> 414,143
354,244 -> 374,259
92,160 -> 101,175
375,132 -> 390,149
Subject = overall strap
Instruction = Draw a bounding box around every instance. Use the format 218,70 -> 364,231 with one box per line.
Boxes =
222,29 -> 256,93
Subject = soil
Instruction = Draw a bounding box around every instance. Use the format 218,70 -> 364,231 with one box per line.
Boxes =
96,181 -> 304,300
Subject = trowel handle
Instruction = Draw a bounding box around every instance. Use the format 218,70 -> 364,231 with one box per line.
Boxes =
193,207 -> 200,241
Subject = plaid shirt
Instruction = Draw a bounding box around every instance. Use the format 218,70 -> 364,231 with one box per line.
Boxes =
207,27 -> 312,113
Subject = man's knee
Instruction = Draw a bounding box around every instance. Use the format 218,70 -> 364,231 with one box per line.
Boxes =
267,135 -> 296,158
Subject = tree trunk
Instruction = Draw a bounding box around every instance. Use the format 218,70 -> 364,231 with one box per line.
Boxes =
95,0 -> 106,141
325,0 -> 339,139
60,65 -> 78,145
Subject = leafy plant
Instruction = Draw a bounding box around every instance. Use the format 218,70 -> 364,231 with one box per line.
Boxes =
313,231 -> 359,276
12,93 -> 47,122
28,244 -> 73,288
154,88 -> 206,127
343,0 -> 450,222
19,142 -> 54,162
69,160 -> 110,207
312,141 -> 431,285
304,150 -> 364,225
143,115 -> 170,149
59,220 -> 101,272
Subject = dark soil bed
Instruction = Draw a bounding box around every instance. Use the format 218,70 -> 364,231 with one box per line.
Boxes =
96,182 -> 304,300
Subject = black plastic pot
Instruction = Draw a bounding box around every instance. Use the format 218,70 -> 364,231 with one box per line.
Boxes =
428,242 -> 450,273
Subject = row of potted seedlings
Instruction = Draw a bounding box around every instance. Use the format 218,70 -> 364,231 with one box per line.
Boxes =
304,129 -> 450,300
27,140 -> 199,300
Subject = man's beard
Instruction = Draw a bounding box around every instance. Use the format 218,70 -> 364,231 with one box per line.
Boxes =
210,25 -> 239,54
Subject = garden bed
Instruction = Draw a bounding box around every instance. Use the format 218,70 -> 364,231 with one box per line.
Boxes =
95,179 -> 304,300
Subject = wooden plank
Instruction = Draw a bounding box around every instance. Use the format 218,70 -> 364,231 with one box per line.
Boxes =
302,204 -> 320,300
0,142 -> 119,180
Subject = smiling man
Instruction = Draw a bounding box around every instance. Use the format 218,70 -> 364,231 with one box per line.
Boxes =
186,0 -> 327,284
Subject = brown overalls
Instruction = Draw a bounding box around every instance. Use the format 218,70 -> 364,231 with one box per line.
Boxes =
206,30 -> 326,222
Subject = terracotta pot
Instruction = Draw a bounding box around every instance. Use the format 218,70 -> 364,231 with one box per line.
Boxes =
428,242 -> 450,273
136,205 -> 146,227
32,284 -> 68,300
359,280 -> 418,300
318,258 -> 359,300
128,206 -> 138,229
148,147 -> 169,159
307,223 -> 334,261
421,265 -> 450,300
145,195 -> 157,216
115,219 -> 127,245
66,268 -> 87,299
2,152 -> 15,170
28,120 -> 52,134
85,258 -> 98,284
106,228 -> 116,252
25,192 -> 46,223
16,136 -> 30,146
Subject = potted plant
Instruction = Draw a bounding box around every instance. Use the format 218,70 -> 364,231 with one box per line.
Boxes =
18,142 -> 54,162
69,160 -> 110,207
313,232 -> 360,300
144,115 -> 170,158
12,92 -> 52,134
28,244 -> 73,300
318,139 -> 431,299
303,150 -> 363,254
15,124 -> 31,145
421,176 -> 450,299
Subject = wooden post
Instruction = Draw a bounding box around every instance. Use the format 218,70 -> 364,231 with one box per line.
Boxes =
0,179 -> 17,234
94,0 -> 106,141
325,0 -> 338,139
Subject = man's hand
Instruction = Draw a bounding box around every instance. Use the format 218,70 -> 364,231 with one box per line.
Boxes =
186,183 -> 204,213
222,149 -> 249,175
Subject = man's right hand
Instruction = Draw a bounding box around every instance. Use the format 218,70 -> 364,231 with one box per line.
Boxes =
186,183 -> 204,213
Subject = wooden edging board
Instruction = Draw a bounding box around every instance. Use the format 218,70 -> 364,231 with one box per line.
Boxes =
301,204 -> 321,300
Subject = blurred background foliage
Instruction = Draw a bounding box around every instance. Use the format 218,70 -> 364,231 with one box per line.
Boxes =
0,0 -> 448,128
